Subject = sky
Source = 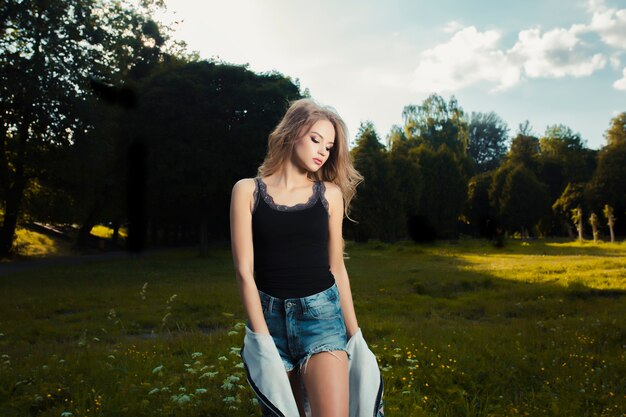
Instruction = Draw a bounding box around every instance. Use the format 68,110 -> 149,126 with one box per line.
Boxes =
155,0 -> 626,150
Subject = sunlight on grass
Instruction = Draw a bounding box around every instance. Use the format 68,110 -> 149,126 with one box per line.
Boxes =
12,228 -> 74,257
455,241 -> 626,290
90,225 -> 127,239
545,239 -> 626,250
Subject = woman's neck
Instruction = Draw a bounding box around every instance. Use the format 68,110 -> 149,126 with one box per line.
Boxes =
265,163 -> 314,191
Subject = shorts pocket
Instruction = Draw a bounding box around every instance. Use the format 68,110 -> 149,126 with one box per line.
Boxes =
306,297 -> 342,320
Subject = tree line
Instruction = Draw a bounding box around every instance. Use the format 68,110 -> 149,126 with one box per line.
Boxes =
348,97 -> 626,243
2,1 -> 624,258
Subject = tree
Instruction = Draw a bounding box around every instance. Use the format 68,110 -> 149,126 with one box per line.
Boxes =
409,144 -> 467,239
552,183 -> 586,238
401,94 -> 469,158
605,112 -> 626,147
603,204 -> 616,243
134,61 -> 301,252
537,124 -> 595,200
0,0 -> 168,257
586,113 -> 626,237
518,120 -> 534,137
387,124 -> 409,155
467,111 -> 509,173
348,121 -> 389,242
571,206 -> 583,242
385,125 -> 423,241
589,212 -> 599,243
585,135 -> 626,236
490,164 -> 549,237
464,171 -> 499,238
387,154 -> 422,241
507,132 -> 540,172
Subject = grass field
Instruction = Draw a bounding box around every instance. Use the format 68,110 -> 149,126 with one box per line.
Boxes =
0,238 -> 624,416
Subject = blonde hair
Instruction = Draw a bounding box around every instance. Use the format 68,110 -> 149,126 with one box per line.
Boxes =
257,98 -> 363,220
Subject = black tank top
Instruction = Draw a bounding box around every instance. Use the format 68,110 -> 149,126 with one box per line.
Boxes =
252,177 -> 335,298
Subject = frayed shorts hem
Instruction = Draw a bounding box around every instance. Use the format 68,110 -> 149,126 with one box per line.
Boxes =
296,345 -> 350,375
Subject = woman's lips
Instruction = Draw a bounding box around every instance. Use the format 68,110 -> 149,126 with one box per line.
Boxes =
313,158 -> 323,165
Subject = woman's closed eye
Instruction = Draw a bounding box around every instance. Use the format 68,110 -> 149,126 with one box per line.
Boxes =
311,137 -> 333,152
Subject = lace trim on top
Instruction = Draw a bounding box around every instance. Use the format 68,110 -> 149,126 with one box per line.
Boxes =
252,178 -> 260,213
318,181 -> 330,215
253,177 -> 330,216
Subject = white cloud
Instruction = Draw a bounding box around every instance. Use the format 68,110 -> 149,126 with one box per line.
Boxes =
442,20 -> 464,33
407,0 -> 626,94
613,67 -> 626,90
509,27 -> 606,78
411,26 -> 519,93
610,52 -> 621,69
410,23 -> 606,93
586,0 -> 626,49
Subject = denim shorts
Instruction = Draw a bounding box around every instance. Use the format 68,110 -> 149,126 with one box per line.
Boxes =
252,282 -> 349,374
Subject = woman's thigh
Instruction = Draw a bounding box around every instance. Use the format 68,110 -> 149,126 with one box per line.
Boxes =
301,350 -> 349,417
288,369 -> 307,417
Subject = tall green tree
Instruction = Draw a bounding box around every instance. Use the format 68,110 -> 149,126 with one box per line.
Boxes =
537,124 -> 595,199
552,182 -> 586,238
467,111 -> 509,173
464,171 -> 499,238
605,112 -> 626,146
490,164 -> 549,237
402,94 -> 469,158
585,140 -> 626,236
349,121 -> 389,242
385,125 -> 422,241
409,144 -> 467,238
535,125 -> 596,236
507,131 -> 540,172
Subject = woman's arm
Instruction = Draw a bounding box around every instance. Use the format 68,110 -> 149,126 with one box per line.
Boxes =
326,182 -> 359,338
230,178 -> 269,334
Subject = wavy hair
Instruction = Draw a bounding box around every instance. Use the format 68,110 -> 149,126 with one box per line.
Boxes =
257,98 -> 363,220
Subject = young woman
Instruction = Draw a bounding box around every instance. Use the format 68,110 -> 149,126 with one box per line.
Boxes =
230,98 -> 374,417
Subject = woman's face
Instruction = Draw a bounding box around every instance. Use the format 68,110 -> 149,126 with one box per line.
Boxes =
292,119 -> 336,173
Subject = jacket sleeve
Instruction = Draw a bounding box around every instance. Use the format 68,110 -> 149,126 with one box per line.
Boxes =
346,328 -> 385,417
241,326 -> 300,416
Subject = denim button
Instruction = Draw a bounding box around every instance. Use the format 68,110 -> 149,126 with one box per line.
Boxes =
286,302 -> 293,307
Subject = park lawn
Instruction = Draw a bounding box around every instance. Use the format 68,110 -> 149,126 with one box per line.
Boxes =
0,238 -> 624,416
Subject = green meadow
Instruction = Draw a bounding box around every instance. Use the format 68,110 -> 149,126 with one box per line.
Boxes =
0,238 -> 625,416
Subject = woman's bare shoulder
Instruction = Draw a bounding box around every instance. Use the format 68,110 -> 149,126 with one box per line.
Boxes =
231,178 -> 257,202
233,177 -> 257,191
322,181 -> 342,196
322,181 -> 343,210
